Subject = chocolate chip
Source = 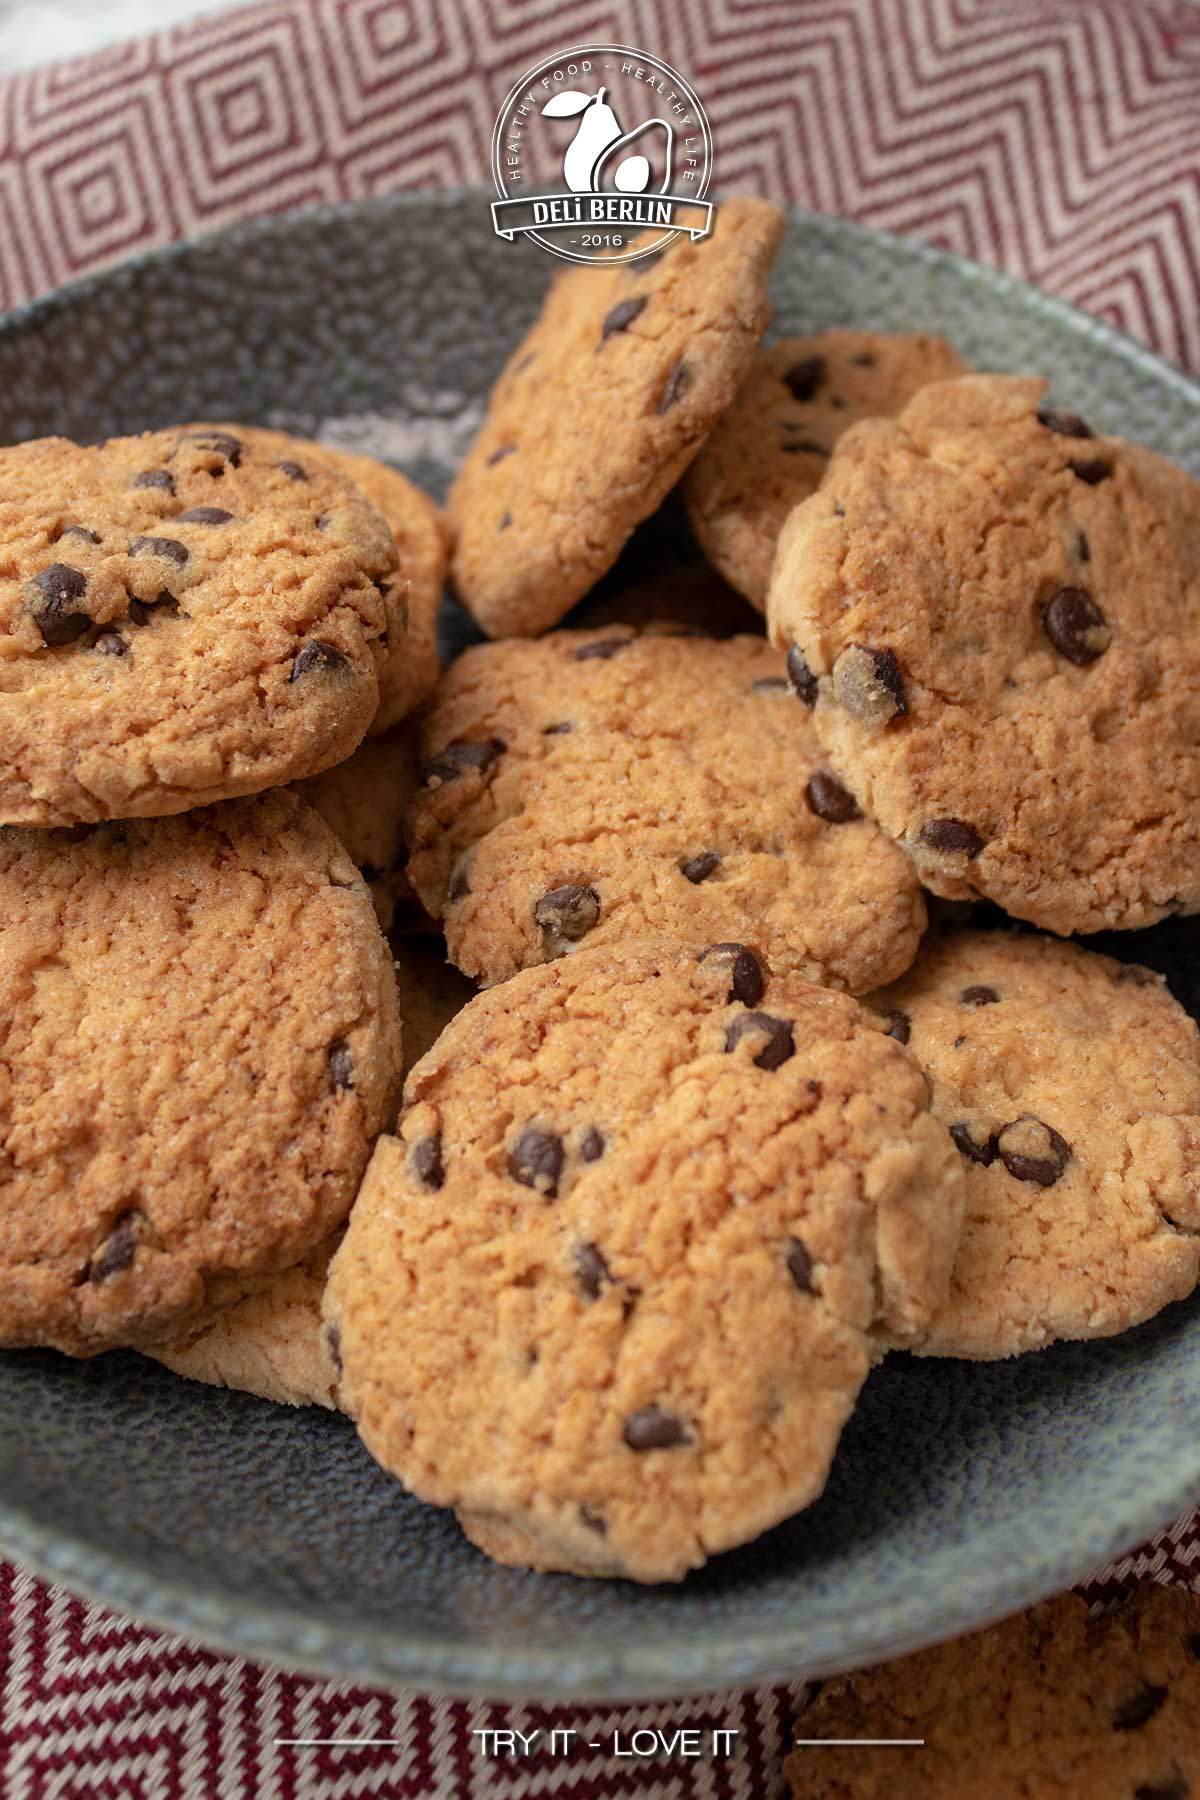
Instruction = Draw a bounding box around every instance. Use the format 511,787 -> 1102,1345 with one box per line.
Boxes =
498,512 -> 513,531
543,721 -> 572,735
574,1241 -> 612,1300
1133,1776 -> 1189,1800
622,1406 -> 691,1451
277,460 -> 308,481
486,444 -> 516,466
920,817 -> 985,857
786,645 -> 819,706
784,356 -> 825,402
950,1120 -> 997,1165
700,942 -> 765,1006
571,638 -> 628,661
882,1009 -> 911,1044
89,1212 -> 140,1282
508,1126 -> 565,1197
1043,586 -> 1110,665
128,591 -> 179,627
580,1128 -> 605,1162
324,1322 -> 342,1375
534,884 -> 600,949
178,506 -> 234,525
1116,964 -> 1157,987
1037,407 -> 1094,439
749,677 -> 789,694
580,1505 -> 607,1535
996,1115 -> 1070,1186
724,1011 -> 795,1071
133,469 -> 174,492
780,437 -> 830,457
1075,527 -> 1091,563
130,535 -> 188,566
58,525 -> 101,543
680,851 -> 721,884
411,1133 -> 444,1189
290,639 -> 349,680
31,563 -> 90,644
657,361 -> 689,412
1068,456 -> 1112,485
960,985 -> 999,1007
832,644 -> 908,723
806,770 -> 861,824
420,738 -> 504,786
601,295 -> 647,341
787,1236 -> 816,1292
183,429 -> 243,466
850,351 -> 876,367
1113,1683 -> 1168,1731
94,632 -> 128,657
327,1040 -> 353,1091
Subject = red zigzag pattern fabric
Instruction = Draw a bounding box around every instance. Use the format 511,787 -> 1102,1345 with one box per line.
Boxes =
2,1 -> 1200,1794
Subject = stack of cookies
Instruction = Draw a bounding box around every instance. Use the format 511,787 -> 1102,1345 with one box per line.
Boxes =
3,196 -> 1199,1590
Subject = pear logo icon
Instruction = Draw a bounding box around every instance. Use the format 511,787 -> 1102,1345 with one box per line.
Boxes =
490,43 -> 715,266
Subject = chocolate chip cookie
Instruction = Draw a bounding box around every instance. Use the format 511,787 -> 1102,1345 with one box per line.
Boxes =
447,198 -> 785,638
870,930 -> 1200,1357
0,791 -> 402,1356
0,428 -> 401,825
324,941 -> 964,1582
296,723 -> 424,933
787,1585 -> 1200,1800
405,628 -> 926,993
767,374 -> 1200,933
684,330 -> 966,608
190,425 -> 447,731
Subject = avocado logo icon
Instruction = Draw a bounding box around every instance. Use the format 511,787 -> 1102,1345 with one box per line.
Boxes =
490,42 -> 715,266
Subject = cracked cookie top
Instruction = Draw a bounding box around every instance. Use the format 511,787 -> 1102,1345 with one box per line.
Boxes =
0,790 -> 402,1355
447,197 -> 785,638
324,940 -> 964,1582
404,626 -> 926,993
767,374 -> 1200,932
0,427 -> 401,824
870,929 -> 1200,1357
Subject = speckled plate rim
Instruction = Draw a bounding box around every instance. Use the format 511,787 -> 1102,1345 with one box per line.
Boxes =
1,189 -> 1199,1701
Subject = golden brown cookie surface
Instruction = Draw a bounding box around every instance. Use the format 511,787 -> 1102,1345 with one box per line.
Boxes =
325,941 -> 964,1582
406,628 -> 926,993
0,792 -> 402,1355
767,374 -> 1200,932
448,198 -> 785,637
0,428 -> 400,825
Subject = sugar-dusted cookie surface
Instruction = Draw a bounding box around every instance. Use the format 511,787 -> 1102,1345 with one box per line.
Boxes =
325,941 -> 964,1582
870,930 -> 1200,1357
0,428 -> 401,825
0,792 -> 402,1356
190,425 -> 447,732
786,1585 -> 1200,1800
405,628 -> 926,993
767,375 -> 1200,932
447,198 -> 785,637
684,329 -> 966,608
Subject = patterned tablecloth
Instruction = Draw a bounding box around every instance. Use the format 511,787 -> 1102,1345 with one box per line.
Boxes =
1,2 -> 1199,1795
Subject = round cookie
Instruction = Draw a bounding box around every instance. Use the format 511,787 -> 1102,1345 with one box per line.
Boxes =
324,941 -> 964,1583
147,940 -> 473,1405
188,426 -> 447,732
869,930 -> 1200,1358
296,723 -> 423,933
405,628 -> 927,993
683,329 -> 966,609
0,428 -> 401,825
786,1585 -> 1200,1800
767,374 -> 1200,933
447,197 -> 785,638
0,791 -> 402,1356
